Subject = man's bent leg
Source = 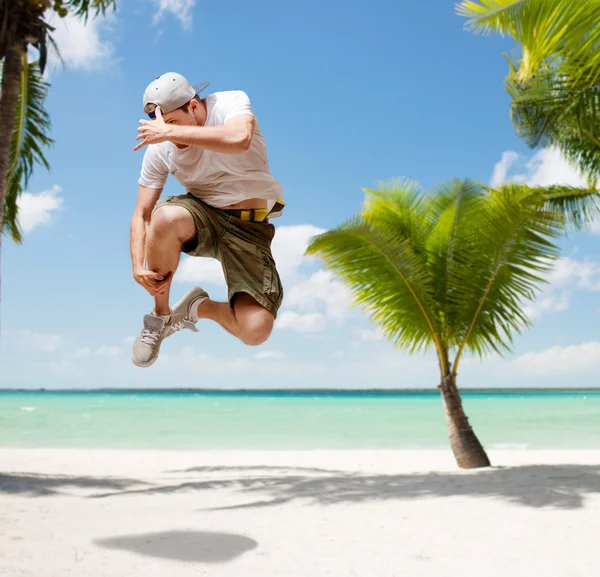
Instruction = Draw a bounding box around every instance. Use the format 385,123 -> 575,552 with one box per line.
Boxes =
197,293 -> 274,346
132,205 -> 197,368
146,205 -> 196,315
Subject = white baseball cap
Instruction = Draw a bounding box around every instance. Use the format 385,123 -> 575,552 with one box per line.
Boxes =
143,72 -> 210,118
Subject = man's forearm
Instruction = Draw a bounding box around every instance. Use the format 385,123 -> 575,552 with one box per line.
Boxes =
130,213 -> 148,272
165,124 -> 251,154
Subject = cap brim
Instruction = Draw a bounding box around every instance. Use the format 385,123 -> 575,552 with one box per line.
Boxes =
146,81 -> 210,119
193,81 -> 210,95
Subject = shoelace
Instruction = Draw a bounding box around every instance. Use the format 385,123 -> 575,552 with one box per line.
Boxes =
141,328 -> 161,345
169,319 -> 199,334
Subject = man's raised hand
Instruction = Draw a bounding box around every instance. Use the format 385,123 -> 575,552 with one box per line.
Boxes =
133,105 -> 170,152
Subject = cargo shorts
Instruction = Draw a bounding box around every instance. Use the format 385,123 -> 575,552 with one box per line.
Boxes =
153,193 -> 284,318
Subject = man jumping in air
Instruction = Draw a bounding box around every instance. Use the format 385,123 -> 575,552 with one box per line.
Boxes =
130,72 -> 284,368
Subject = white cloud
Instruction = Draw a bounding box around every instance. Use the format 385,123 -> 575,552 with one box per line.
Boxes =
490,147 -> 588,188
175,257 -> 225,285
45,10 -> 114,72
523,291 -> 570,321
19,331 -> 63,353
275,311 -> 326,333
522,257 -> 600,321
522,147 -> 588,187
548,257 -> 600,291
490,151 -> 520,187
266,226 -> 352,334
96,346 -> 123,357
283,270 -> 353,321
17,186 -> 63,233
270,225 -> 326,284
277,268 -> 353,333
153,0 -> 197,29
511,342 -> 600,374
254,350 -> 286,361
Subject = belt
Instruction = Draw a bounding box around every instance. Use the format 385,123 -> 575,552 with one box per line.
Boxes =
223,200 -> 286,222
222,207 -> 271,222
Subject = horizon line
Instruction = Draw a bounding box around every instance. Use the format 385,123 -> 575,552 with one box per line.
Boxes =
1,387 -> 600,393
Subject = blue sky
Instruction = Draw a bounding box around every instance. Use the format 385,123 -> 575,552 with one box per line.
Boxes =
2,0 -> 600,389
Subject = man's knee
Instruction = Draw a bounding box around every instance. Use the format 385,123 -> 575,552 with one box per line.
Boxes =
150,206 -> 194,241
240,311 -> 274,346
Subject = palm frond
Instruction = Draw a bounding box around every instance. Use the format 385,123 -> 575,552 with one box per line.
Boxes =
457,0 -> 526,34
2,57 -> 53,242
451,183 -> 594,370
506,67 -> 600,183
58,0 -> 117,21
306,181 -> 446,363
425,179 -> 487,349
541,185 -> 600,231
457,0 -> 600,83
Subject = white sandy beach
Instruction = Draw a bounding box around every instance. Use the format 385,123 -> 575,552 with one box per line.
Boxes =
2,449 -> 600,577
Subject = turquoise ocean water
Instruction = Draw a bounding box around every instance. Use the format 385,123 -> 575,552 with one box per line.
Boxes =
1,390 -> 600,450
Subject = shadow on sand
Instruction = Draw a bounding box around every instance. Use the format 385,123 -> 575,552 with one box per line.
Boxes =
94,530 -> 258,563
0,472 -> 146,496
2,463 -> 600,510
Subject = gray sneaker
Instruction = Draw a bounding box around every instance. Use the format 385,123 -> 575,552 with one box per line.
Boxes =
132,314 -> 170,368
166,286 -> 209,338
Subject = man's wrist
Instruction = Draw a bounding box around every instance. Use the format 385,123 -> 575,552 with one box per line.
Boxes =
164,124 -> 178,142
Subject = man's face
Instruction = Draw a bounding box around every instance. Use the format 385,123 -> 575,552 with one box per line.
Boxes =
160,104 -> 197,149
161,107 -> 196,126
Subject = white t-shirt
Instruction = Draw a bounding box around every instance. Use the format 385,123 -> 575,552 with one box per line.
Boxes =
138,90 -> 284,215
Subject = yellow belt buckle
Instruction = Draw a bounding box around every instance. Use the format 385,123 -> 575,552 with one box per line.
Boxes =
239,208 -> 269,222
255,208 -> 269,222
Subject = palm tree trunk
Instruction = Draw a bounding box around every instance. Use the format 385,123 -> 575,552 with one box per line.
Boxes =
438,369 -> 491,469
0,42 -> 25,331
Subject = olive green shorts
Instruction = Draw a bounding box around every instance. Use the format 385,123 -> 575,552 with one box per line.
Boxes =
153,193 -> 283,318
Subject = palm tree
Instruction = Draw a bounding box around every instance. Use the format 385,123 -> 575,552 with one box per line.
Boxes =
0,0 -> 116,321
2,58 -> 52,242
456,0 -> 600,183
306,179 -> 600,468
